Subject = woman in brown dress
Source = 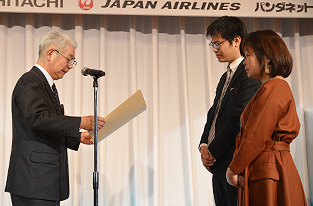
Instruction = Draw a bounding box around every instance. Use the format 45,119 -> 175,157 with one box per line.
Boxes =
226,30 -> 307,206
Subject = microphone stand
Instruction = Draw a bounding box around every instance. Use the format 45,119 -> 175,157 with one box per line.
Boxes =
93,76 -> 99,206
82,68 -> 105,206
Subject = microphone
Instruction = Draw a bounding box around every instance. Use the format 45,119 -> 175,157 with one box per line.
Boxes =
81,67 -> 105,78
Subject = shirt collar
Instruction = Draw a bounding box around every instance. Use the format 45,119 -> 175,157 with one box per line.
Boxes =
35,64 -> 54,87
228,56 -> 244,74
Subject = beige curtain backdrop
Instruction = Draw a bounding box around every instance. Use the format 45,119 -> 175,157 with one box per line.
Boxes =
0,13 -> 312,206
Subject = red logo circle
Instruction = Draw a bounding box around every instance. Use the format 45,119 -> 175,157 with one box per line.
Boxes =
79,0 -> 94,11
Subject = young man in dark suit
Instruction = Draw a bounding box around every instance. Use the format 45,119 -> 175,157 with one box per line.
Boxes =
5,31 -> 105,206
199,16 -> 261,206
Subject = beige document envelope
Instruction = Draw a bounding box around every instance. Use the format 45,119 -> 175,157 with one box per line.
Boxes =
91,89 -> 147,142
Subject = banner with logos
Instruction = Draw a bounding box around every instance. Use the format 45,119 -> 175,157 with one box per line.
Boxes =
0,0 -> 312,18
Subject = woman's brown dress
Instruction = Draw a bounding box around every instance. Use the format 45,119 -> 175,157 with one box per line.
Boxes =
229,77 -> 307,206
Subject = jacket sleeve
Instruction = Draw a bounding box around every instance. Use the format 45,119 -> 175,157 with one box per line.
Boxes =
208,74 -> 261,160
67,134 -> 81,151
199,73 -> 226,147
13,73 -> 81,139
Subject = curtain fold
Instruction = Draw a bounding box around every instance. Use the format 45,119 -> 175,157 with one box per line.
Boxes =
0,13 -> 312,206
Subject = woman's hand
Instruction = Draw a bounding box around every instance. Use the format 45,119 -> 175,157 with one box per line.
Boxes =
226,167 -> 244,188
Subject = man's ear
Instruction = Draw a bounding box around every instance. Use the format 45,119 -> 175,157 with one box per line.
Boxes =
233,35 -> 241,48
46,49 -> 55,62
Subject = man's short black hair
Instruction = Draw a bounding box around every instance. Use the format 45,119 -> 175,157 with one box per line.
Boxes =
206,16 -> 248,56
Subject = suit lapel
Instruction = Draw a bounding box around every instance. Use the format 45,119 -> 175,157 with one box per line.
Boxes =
229,61 -> 245,88
216,72 -> 228,101
30,67 -> 63,115
218,60 -> 245,112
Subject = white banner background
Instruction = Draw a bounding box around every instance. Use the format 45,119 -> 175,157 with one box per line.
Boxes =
0,0 -> 312,18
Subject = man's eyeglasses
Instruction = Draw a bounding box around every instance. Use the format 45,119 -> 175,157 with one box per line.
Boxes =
209,39 -> 228,50
54,50 -> 77,66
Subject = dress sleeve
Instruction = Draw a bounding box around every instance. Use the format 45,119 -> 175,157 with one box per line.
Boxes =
229,80 -> 287,174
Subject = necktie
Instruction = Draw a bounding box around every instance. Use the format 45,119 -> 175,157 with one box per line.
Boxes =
51,83 -> 62,113
207,66 -> 232,145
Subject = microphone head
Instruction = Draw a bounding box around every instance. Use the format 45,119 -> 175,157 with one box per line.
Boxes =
81,67 -> 88,76
81,67 -> 105,78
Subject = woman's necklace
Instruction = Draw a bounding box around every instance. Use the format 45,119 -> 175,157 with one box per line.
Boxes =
262,77 -> 273,84
262,76 -> 284,84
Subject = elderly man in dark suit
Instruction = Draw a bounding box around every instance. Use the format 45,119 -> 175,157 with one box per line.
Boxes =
199,16 -> 261,206
5,31 -> 105,206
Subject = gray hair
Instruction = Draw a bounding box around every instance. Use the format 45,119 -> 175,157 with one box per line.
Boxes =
38,31 -> 77,59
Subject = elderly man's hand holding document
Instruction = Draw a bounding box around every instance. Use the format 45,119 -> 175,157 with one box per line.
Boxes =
90,89 -> 146,142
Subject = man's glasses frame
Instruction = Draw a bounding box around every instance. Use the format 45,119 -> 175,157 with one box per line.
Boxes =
209,39 -> 229,50
54,49 -> 77,66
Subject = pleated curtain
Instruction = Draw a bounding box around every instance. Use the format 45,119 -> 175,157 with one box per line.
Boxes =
0,13 -> 312,206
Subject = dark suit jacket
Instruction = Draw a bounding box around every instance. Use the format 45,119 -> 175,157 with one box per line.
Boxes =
5,66 -> 82,201
199,61 -> 261,177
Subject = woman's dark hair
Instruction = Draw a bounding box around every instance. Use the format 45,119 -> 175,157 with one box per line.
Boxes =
242,30 -> 293,78
206,16 -> 248,56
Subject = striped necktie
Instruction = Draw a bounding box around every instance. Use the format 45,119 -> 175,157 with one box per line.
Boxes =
207,66 -> 232,145
51,83 -> 62,113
